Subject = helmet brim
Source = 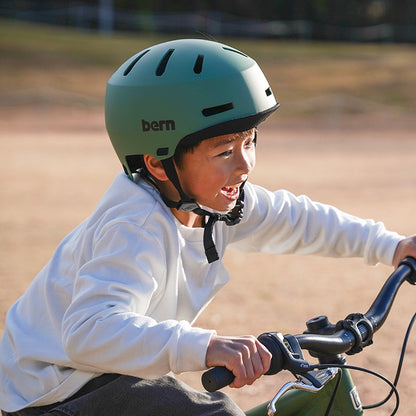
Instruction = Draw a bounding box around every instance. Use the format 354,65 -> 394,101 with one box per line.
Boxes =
178,102 -> 280,148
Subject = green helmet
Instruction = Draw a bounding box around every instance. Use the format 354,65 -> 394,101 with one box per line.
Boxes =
105,38 -> 279,178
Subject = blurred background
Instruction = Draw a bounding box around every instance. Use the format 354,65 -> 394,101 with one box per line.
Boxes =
1,2 -> 416,414
1,0 -> 415,118
2,0 -> 416,42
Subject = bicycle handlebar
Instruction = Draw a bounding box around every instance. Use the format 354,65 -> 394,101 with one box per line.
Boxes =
202,257 -> 416,392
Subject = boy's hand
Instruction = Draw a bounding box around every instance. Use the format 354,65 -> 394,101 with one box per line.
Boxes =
393,234 -> 416,268
205,334 -> 272,388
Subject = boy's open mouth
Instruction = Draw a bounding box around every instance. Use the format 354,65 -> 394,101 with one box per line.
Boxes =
220,185 -> 240,200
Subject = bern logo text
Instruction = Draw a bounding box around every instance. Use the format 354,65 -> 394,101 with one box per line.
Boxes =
142,119 -> 175,132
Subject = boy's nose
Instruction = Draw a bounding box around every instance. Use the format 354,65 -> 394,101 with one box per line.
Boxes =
235,150 -> 254,175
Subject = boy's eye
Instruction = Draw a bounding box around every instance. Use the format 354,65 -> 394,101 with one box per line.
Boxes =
218,149 -> 232,157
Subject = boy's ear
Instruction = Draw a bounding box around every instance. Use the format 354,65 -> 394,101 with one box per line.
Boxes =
143,155 -> 169,181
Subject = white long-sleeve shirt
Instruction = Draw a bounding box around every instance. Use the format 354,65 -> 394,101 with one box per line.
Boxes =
0,172 -> 403,411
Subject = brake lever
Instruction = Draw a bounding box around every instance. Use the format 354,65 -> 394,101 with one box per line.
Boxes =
267,368 -> 339,416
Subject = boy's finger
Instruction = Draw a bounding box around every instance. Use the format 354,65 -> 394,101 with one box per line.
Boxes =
258,341 -> 272,373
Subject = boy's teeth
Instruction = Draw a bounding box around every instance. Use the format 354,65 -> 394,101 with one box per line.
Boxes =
222,186 -> 237,194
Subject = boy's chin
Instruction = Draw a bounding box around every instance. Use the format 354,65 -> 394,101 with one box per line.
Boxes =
199,202 -> 236,215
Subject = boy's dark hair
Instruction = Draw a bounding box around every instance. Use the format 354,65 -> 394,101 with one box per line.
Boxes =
172,137 -> 201,169
129,138 -> 199,180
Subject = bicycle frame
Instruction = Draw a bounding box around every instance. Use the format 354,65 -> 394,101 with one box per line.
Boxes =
245,368 -> 362,415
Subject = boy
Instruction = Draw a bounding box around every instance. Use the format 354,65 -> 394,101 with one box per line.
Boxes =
1,39 -> 415,416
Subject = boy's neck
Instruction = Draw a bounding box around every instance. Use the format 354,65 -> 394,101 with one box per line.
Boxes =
171,208 -> 203,228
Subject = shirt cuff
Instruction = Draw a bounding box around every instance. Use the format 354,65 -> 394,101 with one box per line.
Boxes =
172,323 -> 216,374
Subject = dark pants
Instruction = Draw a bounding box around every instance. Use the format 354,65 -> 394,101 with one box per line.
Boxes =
2,374 -> 245,416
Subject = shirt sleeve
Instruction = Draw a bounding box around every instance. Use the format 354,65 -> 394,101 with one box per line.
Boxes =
61,221 -> 215,378
228,183 -> 404,266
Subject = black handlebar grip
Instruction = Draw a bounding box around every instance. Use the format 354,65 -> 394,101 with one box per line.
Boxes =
402,256 -> 416,285
202,366 -> 235,392
202,332 -> 285,391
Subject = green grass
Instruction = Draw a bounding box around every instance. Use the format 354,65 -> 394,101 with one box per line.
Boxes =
1,18 -> 416,115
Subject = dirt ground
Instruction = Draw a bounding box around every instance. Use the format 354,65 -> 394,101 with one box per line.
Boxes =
1,105 -> 416,414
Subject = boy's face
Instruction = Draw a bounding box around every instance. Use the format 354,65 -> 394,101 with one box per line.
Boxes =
176,129 -> 256,213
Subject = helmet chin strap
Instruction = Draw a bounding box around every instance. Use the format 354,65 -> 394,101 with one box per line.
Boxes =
160,158 -> 245,263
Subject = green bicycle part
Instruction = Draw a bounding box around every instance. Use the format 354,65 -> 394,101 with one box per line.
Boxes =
245,369 -> 363,416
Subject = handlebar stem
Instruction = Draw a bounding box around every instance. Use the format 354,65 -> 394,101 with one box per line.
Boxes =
335,313 -> 374,355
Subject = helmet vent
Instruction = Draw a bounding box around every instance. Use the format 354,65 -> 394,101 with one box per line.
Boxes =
156,49 -> 175,76
123,49 -> 150,76
202,102 -> 234,117
193,54 -> 204,74
265,87 -> 273,96
222,47 -> 248,57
